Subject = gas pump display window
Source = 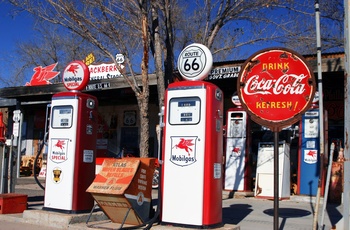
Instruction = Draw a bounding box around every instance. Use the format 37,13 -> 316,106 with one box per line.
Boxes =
230,119 -> 243,138
51,106 -> 73,128
169,97 -> 201,125
304,118 -> 319,138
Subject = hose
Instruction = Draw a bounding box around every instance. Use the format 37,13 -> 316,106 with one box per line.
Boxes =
143,165 -> 162,230
33,133 -> 47,191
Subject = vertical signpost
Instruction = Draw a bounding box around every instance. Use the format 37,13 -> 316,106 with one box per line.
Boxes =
237,48 -> 316,230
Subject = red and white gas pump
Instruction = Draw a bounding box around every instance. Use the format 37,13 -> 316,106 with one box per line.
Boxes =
161,44 -> 223,227
224,95 -> 251,191
44,61 -> 98,213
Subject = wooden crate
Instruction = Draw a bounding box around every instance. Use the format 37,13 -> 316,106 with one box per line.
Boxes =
0,194 -> 28,214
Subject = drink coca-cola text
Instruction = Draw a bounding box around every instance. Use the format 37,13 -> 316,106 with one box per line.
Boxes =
244,74 -> 307,95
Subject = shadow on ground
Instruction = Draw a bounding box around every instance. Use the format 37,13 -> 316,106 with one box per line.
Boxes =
263,208 -> 311,229
326,203 -> 342,228
222,204 -> 253,225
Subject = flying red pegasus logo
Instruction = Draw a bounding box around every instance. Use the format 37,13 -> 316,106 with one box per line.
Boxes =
25,63 -> 60,86
306,150 -> 317,158
232,147 -> 241,153
173,138 -> 194,156
66,64 -> 80,76
55,140 -> 66,150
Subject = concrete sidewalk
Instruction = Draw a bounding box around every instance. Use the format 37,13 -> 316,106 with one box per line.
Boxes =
0,177 -> 343,229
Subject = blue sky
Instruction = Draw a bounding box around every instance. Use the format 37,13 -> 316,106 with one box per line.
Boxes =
0,3 -> 35,61
0,3 -> 37,86
0,1 -> 343,87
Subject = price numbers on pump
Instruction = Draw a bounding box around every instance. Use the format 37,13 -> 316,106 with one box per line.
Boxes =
60,119 -> 69,126
177,43 -> 213,81
178,101 -> 196,107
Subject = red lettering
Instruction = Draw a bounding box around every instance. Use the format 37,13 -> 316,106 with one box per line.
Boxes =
52,155 -> 66,160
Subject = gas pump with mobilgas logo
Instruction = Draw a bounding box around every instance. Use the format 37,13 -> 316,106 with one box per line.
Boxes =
224,94 -> 251,191
44,61 -> 98,213
298,94 -> 320,196
161,43 -> 223,227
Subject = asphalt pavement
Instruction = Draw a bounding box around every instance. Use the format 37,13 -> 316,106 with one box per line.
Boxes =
0,176 -> 344,229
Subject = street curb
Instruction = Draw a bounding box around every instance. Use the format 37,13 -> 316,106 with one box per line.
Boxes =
0,209 -> 240,230
22,209 -> 108,228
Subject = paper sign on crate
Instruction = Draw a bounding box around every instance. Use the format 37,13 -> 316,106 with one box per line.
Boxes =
86,158 -> 155,225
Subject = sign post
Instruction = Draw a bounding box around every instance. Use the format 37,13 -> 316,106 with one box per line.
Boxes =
237,48 -> 316,230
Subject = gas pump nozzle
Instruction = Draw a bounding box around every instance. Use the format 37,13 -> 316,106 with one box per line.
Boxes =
157,106 -> 165,165
158,106 -> 165,128
290,125 -> 299,141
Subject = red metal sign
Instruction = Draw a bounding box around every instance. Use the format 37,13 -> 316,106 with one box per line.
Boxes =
237,48 -> 316,131
62,60 -> 90,91
26,63 -> 60,86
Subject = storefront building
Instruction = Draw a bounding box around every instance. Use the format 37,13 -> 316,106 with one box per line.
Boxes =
0,52 -> 344,196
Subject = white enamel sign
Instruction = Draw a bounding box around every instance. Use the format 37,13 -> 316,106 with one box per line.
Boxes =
177,43 -> 213,81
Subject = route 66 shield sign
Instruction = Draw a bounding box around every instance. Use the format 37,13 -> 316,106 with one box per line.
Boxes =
177,43 -> 213,81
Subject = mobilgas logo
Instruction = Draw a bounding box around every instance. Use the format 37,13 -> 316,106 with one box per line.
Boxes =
50,138 -> 69,163
304,149 -> 317,164
170,136 -> 197,166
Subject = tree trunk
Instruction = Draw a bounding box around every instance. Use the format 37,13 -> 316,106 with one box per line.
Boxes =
137,95 -> 149,158
164,0 -> 175,88
151,4 -> 166,108
138,1 -> 150,158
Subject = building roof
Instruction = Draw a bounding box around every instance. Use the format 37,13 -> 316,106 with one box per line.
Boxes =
0,74 -> 157,106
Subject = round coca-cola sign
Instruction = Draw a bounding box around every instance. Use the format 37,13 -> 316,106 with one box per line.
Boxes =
237,48 -> 316,131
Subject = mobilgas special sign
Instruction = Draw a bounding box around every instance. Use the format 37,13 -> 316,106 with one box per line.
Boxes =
62,60 -> 90,91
